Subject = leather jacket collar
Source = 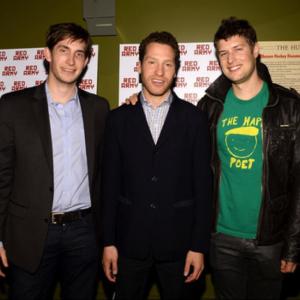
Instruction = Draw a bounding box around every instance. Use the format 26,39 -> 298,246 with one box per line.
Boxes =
205,61 -> 279,107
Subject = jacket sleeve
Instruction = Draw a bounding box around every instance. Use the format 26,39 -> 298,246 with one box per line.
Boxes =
92,97 -> 110,242
190,110 -> 213,253
0,95 -> 15,242
282,103 -> 300,263
101,112 -> 121,247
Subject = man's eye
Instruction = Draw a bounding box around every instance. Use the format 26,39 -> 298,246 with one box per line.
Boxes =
76,52 -> 85,58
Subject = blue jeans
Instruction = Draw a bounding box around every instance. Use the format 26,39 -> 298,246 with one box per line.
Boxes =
210,232 -> 283,300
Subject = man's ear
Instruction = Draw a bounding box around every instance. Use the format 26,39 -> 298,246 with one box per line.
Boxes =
44,47 -> 51,63
83,57 -> 89,68
137,61 -> 142,74
253,43 -> 260,59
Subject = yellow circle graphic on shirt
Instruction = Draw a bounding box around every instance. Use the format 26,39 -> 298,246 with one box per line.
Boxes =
225,126 -> 259,159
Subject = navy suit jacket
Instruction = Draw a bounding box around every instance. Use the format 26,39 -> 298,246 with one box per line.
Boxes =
0,83 -> 109,272
102,93 -> 212,261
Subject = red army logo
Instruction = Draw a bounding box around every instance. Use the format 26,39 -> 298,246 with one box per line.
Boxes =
79,79 -> 95,90
11,81 -> 27,91
194,77 -> 210,88
2,66 -> 17,76
13,50 -> 29,60
0,51 -> 7,61
176,77 -> 187,88
194,44 -> 212,55
181,61 -> 200,72
23,65 -> 39,76
121,77 -> 138,88
121,46 -> 138,57
207,60 -> 220,71
34,49 -> 45,60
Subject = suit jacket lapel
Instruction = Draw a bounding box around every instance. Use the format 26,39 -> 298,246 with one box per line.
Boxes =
132,99 -> 155,147
31,83 -> 53,174
156,95 -> 180,149
78,90 -> 95,186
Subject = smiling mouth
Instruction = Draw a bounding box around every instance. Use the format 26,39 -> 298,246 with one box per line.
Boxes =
228,65 -> 241,72
152,79 -> 164,85
63,68 -> 76,73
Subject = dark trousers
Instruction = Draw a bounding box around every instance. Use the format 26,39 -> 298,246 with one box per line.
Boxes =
210,232 -> 283,300
114,255 -> 186,300
8,213 -> 100,300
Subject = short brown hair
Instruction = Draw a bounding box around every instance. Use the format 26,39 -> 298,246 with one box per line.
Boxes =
214,17 -> 257,50
139,31 -> 181,74
46,22 -> 93,60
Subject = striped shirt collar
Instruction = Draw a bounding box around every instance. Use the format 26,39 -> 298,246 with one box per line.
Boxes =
140,90 -> 173,108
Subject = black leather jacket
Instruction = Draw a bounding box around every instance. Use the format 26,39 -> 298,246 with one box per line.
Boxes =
198,62 -> 300,262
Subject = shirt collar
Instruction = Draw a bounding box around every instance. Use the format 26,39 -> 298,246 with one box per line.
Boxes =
140,90 -> 173,108
45,82 -> 79,107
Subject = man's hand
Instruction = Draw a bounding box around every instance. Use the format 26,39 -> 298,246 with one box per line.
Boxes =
183,251 -> 204,283
124,93 -> 138,105
102,246 -> 118,282
281,260 -> 297,273
0,246 -> 8,277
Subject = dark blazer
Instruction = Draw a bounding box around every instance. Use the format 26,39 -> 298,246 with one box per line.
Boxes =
0,83 -> 109,273
102,93 -> 212,261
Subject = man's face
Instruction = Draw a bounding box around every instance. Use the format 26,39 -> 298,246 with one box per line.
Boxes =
216,35 -> 259,85
44,37 -> 88,85
138,42 -> 176,102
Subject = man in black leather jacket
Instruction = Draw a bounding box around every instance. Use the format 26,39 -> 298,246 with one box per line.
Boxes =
198,17 -> 300,300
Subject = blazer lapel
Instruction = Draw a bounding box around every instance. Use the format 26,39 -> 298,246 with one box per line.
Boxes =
78,90 -> 95,185
132,99 -> 155,147
31,83 -> 53,174
156,95 -> 180,149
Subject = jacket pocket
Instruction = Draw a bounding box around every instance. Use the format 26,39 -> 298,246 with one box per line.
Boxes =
269,127 -> 295,156
118,195 -> 132,205
8,201 -> 28,218
269,195 -> 288,212
173,198 -> 195,208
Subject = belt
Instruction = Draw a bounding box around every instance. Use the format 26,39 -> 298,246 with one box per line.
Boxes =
50,208 -> 91,225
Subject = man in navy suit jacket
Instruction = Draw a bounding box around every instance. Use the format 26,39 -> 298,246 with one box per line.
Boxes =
102,31 -> 212,300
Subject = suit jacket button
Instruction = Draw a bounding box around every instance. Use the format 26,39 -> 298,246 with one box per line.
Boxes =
49,187 -> 54,192
151,176 -> 158,182
150,203 -> 156,209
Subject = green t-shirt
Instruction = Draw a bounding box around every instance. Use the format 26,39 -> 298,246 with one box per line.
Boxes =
216,81 -> 269,239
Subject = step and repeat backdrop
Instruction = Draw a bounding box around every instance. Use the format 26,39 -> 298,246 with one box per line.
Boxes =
119,41 -> 300,105
0,41 -> 299,104
0,45 -> 99,97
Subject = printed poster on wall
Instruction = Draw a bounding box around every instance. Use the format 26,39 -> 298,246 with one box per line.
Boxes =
259,41 -> 300,93
0,45 -> 99,97
119,41 -> 300,106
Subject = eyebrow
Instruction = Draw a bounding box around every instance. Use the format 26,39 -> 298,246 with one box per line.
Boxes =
57,45 -> 69,50
144,55 -> 174,62
57,45 -> 86,54
57,44 -> 85,51
218,43 -> 245,52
